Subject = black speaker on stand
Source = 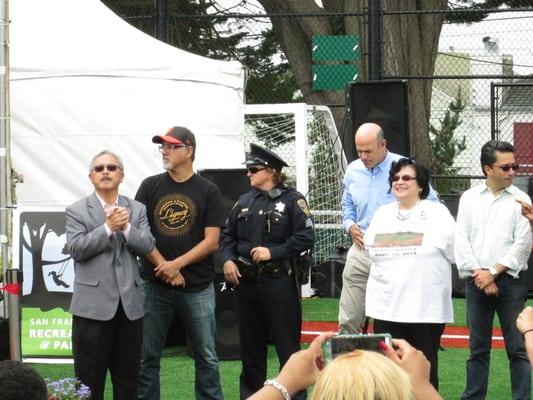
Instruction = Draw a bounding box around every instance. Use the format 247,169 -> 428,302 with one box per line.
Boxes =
311,246 -> 349,298
344,80 -> 410,163
201,169 -> 250,360
213,274 -> 241,360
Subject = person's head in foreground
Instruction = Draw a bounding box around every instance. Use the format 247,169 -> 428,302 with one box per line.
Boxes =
310,349 -> 413,400
0,360 -> 48,400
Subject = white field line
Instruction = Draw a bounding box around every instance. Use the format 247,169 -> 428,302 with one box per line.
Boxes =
301,331 -> 504,341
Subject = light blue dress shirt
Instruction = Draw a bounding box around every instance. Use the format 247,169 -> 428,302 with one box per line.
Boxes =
341,151 -> 439,234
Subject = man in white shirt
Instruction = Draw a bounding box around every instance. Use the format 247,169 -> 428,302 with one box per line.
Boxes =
455,140 -> 532,400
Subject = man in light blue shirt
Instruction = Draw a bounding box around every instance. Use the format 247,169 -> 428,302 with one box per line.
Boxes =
339,122 -> 438,333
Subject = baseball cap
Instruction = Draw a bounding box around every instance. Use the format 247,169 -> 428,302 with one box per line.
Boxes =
152,126 -> 196,147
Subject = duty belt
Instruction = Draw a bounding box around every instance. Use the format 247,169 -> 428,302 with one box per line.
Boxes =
235,259 -> 292,279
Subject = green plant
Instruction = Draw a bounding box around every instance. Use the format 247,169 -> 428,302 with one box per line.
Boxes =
429,88 -> 467,194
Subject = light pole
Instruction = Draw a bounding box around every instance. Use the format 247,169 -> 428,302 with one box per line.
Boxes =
0,0 -> 20,361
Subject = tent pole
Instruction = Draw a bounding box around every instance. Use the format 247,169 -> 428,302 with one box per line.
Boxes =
0,0 -> 19,361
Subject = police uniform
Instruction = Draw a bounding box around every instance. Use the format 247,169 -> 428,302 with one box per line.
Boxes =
219,144 -> 315,400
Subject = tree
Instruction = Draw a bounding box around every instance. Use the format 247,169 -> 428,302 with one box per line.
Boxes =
103,0 -> 533,166
253,0 -> 448,168
102,0 -> 299,104
429,88 -> 467,193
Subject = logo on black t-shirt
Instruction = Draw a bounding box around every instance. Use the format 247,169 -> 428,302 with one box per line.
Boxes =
155,193 -> 197,237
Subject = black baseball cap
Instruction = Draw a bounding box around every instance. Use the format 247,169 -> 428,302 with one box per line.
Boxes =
152,126 -> 196,147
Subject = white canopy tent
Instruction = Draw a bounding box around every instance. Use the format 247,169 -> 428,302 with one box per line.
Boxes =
9,0 -> 246,206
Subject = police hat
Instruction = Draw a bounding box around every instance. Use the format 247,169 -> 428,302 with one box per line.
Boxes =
245,143 -> 288,171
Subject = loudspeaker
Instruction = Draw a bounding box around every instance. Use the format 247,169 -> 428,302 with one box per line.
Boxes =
311,246 -> 348,298
214,274 -> 240,360
199,168 -> 250,273
199,168 -> 250,212
199,169 -> 249,359
344,80 -> 410,163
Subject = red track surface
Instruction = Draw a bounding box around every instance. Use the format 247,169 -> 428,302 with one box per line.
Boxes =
301,322 -> 505,349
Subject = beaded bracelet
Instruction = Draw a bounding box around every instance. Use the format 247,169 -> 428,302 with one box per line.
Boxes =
264,379 -> 290,400
522,328 -> 533,337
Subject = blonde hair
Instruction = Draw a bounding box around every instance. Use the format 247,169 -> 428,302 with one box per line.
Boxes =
310,350 -> 414,400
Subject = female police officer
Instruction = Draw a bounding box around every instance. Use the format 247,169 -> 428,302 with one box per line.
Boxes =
220,144 -> 315,400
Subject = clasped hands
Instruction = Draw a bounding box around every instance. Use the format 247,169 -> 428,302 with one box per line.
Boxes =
154,259 -> 186,287
105,206 -> 129,232
472,269 -> 498,296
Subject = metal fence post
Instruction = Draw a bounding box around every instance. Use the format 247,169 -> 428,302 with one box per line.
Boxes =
154,0 -> 168,43
5,269 -> 21,360
368,0 -> 382,80
490,82 -> 497,141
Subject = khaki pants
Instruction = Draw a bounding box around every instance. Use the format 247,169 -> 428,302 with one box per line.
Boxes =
338,244 -> 371,333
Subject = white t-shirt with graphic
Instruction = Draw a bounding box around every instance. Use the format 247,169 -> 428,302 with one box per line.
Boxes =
364,199 -> 455,323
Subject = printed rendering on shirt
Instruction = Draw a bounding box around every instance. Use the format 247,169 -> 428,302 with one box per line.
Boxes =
155,193 -> 197,237
369,231 -> 424,258
374,231 -> 424,247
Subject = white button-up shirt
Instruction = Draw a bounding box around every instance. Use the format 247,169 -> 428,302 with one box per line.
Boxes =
454,183 -> 532,278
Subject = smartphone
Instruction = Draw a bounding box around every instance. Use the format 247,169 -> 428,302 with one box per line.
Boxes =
323,333 -> 392,364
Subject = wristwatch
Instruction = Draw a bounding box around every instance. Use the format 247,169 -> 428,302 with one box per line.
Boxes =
488,266 -> 498,280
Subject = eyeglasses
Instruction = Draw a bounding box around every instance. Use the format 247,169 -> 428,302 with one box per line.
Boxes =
93,164 -> 120,173
392,175 -> 416,182
247,166 -> 265,174
158,144 -> 189,152
493,163 -> 519,172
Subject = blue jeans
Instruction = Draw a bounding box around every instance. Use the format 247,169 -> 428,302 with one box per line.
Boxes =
462,273 -> 530,400
138,281 -> 223,400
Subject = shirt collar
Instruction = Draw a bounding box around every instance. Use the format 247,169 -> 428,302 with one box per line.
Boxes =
94,192 -> 118,208
370,150 -> 391,173
480,182 -> 515,196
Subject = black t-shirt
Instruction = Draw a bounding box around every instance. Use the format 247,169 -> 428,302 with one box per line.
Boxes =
135,172 -> 225,291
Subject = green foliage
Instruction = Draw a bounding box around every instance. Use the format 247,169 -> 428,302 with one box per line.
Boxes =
103,0 -> 300,105
429,88 -> 467,194
240,30 -> 301,104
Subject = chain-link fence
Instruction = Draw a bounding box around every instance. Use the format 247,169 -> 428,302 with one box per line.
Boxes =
102,2 -> 533,175
100,1 -> 533,260
491,82 -> 533,196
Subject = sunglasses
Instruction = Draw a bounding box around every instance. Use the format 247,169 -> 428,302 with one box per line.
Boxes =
158,144 -> 189,152
247,166 -> 265,174
93,164 -> 120,173
493,163 -> 519,172
392,175 -> 416,182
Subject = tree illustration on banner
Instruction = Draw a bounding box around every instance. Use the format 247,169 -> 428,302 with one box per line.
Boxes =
20,211 -> 73,311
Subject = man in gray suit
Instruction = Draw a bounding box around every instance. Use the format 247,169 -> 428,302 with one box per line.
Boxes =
66,150 -> 156,400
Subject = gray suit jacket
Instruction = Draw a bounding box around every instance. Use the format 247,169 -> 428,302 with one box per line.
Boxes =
66,193 -> 155,321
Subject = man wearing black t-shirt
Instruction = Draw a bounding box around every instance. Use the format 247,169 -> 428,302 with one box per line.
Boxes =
136,126 -> 225,400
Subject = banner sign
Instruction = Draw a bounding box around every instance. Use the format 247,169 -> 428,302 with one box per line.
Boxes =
13,208 -> 74,358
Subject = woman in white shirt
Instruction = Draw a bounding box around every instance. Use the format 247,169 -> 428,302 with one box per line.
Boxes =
364,158 -> 455,390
